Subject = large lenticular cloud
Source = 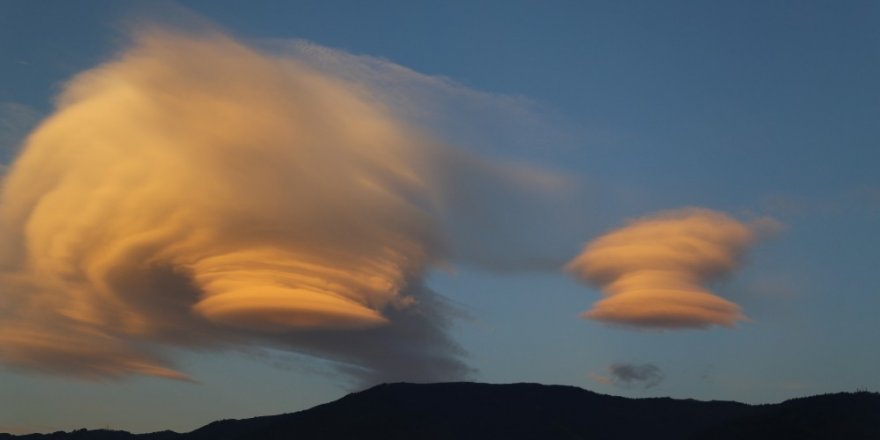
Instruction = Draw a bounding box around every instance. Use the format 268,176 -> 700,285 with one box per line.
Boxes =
0,27 -> 563,383
566,208 -> 778,329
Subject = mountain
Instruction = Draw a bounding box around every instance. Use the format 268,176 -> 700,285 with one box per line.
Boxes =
3,382 -> 878,439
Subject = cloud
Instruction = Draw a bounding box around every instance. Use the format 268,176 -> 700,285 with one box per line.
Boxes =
566,208 -> 779,329
608,363 -> 664,389
0,26 -> 566,384
265,38 -> 571,157
264,39 -> 582,272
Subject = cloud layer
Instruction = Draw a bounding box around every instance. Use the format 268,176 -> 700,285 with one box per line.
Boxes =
0,27 -> 564,384
567,208 -> 778,329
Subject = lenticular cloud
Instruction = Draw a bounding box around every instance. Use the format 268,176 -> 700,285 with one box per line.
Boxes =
0,27 -> 562,383
566,208 -> 778,329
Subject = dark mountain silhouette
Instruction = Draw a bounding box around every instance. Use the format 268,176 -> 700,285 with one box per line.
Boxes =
3,382 -> 878,439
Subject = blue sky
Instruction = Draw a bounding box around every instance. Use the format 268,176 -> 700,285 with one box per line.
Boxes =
1,0 -> 879,434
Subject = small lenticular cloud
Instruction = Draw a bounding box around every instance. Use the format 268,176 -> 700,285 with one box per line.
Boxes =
566,208 -> 779,329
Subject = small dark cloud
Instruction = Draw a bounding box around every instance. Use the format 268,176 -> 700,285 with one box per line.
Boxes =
609,363 -> 664,389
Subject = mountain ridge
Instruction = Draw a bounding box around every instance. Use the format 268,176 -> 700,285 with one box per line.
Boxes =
4,382 -> 878,439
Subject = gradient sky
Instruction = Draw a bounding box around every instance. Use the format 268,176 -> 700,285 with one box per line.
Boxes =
1,0 -> 879,434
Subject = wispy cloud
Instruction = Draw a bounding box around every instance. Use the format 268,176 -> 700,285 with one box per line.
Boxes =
264,39 -> 581,272
567,208 -> 780,329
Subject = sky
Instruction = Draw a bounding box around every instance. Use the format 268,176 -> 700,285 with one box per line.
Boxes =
1,0 -> 879,434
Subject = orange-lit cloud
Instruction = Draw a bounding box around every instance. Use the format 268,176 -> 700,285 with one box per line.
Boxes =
566,208 -> 779,329
0,27 -> 565,383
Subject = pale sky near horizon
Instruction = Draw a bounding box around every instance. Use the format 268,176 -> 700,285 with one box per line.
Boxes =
1,0 -> 879,434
